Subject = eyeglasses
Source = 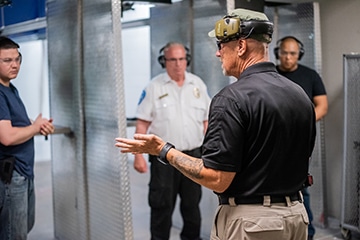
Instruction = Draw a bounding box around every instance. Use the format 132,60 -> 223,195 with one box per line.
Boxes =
165,57 -> 187,63
216,36 -> 240,51
278,50 -> 299,58
0,56 -> 22,65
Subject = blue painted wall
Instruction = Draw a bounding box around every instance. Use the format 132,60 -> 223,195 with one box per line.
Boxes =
1,0 -> 45,24
0,0 -> 46,38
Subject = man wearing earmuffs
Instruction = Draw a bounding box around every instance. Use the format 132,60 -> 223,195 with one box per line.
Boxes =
275,36 -> 328,240
132,42 -> 211,240
274,36 -> 328,122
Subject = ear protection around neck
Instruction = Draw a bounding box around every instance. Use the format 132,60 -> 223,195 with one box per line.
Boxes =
274,36 -> 305,60
157,43 -> 191,68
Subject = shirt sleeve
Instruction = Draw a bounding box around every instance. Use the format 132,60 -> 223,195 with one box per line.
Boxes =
0,91 -> 10,120
135,84 -> 154,122
202,95 -> 245,172
312,71 -> 327,96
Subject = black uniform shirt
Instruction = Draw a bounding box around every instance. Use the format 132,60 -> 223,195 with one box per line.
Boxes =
202,62 -> 316,197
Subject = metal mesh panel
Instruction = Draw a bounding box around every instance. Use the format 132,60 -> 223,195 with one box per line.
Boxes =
150,1 -> 191,78
266,3 -> 317,67
47,0 -> 83,238
265,2 -> 327,228
82,1 -> 132,238
341,54 -> 360,232
192,0 -> 229,98
47,0 -> 133,239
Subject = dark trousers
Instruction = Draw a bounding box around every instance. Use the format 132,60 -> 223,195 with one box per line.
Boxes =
302,187 -> 315,237
148,148 -> 202,240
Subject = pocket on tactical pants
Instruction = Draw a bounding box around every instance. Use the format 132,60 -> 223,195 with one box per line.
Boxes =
242,216 -> 284,232
300,202 -> 310,225
210,206 -> 222,240
237,214 -> 307,240
227,216 -> 285,239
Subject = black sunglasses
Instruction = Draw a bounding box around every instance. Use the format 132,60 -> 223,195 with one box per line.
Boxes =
216,36 -> 240,51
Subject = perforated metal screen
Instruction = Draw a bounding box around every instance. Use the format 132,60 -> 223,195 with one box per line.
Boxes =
341,54 -> 360,232
47,0 -> 133,239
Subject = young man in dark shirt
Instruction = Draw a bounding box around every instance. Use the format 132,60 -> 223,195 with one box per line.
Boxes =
0,36 -> 54,239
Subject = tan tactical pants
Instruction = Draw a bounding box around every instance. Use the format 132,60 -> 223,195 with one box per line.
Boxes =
210,197 -> 308,240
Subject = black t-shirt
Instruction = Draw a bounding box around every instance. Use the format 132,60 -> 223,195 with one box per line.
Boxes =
276,64 -> 326,100
202,62 -> 316,197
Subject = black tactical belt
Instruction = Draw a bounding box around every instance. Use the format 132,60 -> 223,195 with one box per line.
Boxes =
218,192 -> 301,205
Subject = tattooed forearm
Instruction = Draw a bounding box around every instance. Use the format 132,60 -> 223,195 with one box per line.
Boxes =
170,154 -> 204,179
166,150 -> 235,193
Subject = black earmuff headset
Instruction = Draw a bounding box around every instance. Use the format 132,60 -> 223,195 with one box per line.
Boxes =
157,43 -> 191,68
212,15 -> 273,44
274,36 -> 305,60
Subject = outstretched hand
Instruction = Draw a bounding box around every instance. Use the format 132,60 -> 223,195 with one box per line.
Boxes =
115,134 -> 165,156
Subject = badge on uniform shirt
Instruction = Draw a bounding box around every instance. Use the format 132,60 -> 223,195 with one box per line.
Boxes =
193,87 -> 200,98
138,90 -> 146,105
158,93 -> 169,99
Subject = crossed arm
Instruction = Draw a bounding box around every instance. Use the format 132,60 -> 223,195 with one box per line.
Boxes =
0,114 -> 54,146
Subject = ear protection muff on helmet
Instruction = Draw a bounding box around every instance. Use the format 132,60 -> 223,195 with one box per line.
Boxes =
274,36 -> 305,60
212,16 -> 273,43
157,43 -> 192,68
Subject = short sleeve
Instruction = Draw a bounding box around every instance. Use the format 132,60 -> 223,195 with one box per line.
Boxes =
312,71 -> 327,96
135,84 -> 154,122
202,95 -> 246,172
0,91 -> 10,120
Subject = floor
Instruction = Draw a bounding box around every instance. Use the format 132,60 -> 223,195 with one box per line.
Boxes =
27,160 -> 360,240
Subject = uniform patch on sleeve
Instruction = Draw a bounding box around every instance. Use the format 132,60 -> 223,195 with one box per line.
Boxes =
138,90 -> 146,105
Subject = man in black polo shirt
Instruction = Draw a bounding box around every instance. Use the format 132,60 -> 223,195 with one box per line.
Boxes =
116,8 -> 316,240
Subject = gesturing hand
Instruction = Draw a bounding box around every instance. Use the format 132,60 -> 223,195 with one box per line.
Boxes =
115,134 -> 165,156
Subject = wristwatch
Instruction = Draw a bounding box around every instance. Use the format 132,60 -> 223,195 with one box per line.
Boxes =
157,142 -> 175,165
